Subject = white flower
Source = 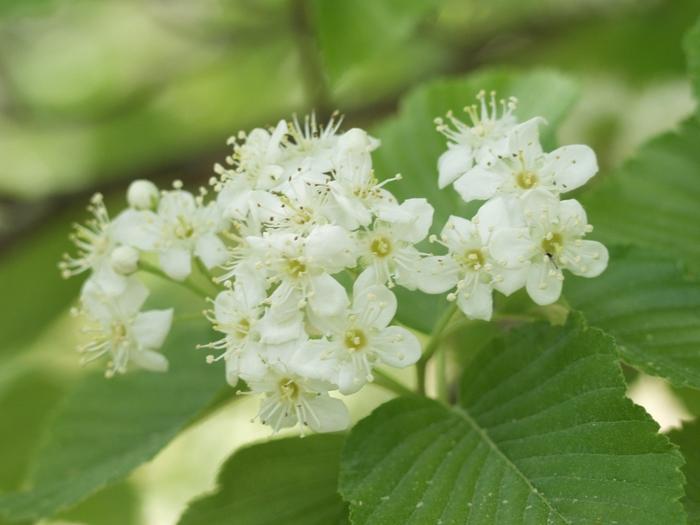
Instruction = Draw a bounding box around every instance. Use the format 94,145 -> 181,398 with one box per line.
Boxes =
142,185 -> 228,280
248,356 -> 349,434
358,198 -> 441,292
215,120 -> 288,220
281,113 -> 345,177
435,91 -> 519,189
249,227 -> 356,318
127,179 -> 159,210
201,283 -> 268,387
305,280 -> 420,394
77,278 -> 172,377
60,193 -> 144,294
110,245 -> 139,275
491,190 -> 609,305
437,198 -> 530,320
453,117 -> 598,204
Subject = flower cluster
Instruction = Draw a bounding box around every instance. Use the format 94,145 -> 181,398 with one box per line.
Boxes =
62,114 -> 446,433
432,91 -> 609,319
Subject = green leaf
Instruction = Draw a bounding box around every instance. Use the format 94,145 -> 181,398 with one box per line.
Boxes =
684,15 -> 700,102
565,246 -> 700,390
178,434 -> 347,525
669,421 -> 700,523
371,69 -> 578,333
582,118 -> 700,274
0,209 -> 82,358
310,0 -> 441,85
340,316 -> 685,524
0,318 -> 223,522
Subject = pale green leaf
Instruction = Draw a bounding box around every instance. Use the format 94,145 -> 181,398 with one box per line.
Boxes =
582,119 -> 700,273
178,434 -> 347,525
669,421 -> 700,523
565,246 -> 700,389
340,317 -> 685,524
310,0 -> 441,85
0,318 -> 223,522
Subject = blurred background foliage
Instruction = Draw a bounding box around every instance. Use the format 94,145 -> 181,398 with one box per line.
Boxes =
0,0 -> 698,523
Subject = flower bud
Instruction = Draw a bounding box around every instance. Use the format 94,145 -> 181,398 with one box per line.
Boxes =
111,246 -> 139,275
127,179 -> 159,210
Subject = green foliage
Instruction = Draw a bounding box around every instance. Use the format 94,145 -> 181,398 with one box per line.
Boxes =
670,421 -> 700,523
178,434 -> 347,525
685,15 -> 700,103
310,0 -> 441,85
0,210 -> 82,357
0,318 -> 223,522
566,246 -> 700,389
582,119 -> 700,274
340,317 -> 685,524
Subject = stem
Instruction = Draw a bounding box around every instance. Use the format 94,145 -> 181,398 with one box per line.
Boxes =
416,303 -> 459,395
373,369 -> 415,397
138,260 -> 213,299
436,347 -> 448,403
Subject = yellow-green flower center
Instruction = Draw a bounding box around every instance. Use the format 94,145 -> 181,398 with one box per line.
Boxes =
370,236 -> 392,258
344,328 -> 368,352
174,216 -> 195,239
459,248 -> 486,270
541,232 -> 564,257
279,378 -> 300,401
516,170 -> 538,189
286,258 -> 307,278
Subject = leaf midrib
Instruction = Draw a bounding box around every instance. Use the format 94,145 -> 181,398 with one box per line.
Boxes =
452,405 -> 572,525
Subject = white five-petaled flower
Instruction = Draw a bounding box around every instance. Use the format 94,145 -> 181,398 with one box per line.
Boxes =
303,280 -> 420,394
139,185 -> 227,281
249,226 -> 355,318
77,278 -> 173,377
436,198 -> 530,320
357,198 -> 443,292
491,189 -> 609,305
436,90 -> 519,189
453,117 -> 598,204
247,355 -> 349,434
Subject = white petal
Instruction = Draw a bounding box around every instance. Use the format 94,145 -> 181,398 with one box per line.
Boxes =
159,248 -> 191,280
526,260 -> 563,305
416,255 -> 459,294
308,274 -> 349,318
159,190 -> 196,221
132,309 -> 173,349
337,363 -> 365,395
130,349 -> 169,373
489,227 -> 534,268
307,395 -> 350,433
441,215 -> 478,251
388,198 -> 434,244
544,144 -> 598,193
115,277 -> 150,316
507,117 -> 545,160
492,266 -> 528,296
565,240 -> 609,277
559,198 -> 588,237
111,209 -> 160,250
195,233 -> 228,269
305,225 -> 356,272
373,326 -> 421,368
456,281 -> 493,321
91,263 -> 128,296
438,145 -> 473,189
453,165 -> 504,203
474,197 -> 524,241
352,283 -> 397,329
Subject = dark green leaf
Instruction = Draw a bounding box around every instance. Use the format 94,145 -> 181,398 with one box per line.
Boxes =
684,15 -> 700,103
178,434 -> 347,525
340,316 -> 685,524
669,421 -> 700,523
0,318 -> 224,522
582,118 -> 700,274
566,246 -> 700,389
